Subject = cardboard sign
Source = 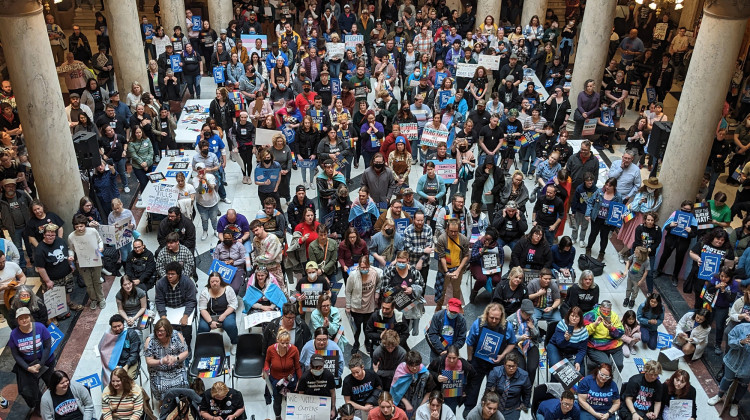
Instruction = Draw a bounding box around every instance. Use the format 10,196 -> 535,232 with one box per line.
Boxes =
170,54 -> 182,73
666,399 -> 693,420
240,34 -> 268,50
210,259 -> 238,284
400,123 -> 418,142
653,23 -> 668,41
315,349 -> 339,377
255,167 -> 281,184
455,63 -> 479,78
244,310 -> 282,329
694,202 -> 713,230
345,35 -> 363,51
191,16 -> 202,32
213,66 -> 225,84
300,283 -> 323,312
582,119 -> 597,136
481,248 -> 501,275
430,159 -> 456,181
549,359 -> 583,389
45,286 -> 68,318
146,183 -> 178,215
327,43 -> 345,60
442,371 -> 464,397
671,211 -> 692,238
477,54 -> 502,70
698,252 -> 721,280
421,127 -> 449,148
285,393 -> 331,420
77,373 -> 102,389
395,218 -> 409,235
474,328 -> 504,363
606,202 -> 627,228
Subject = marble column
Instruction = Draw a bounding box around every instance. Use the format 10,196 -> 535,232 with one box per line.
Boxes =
521,0 -> 546,29
568,0 -> 616,104
208,0 -> 233,34
0,0 -> 84,223
160,0 -> 186,38
678,0 -> 701,30
476,1 -> 501,30
658,0 -> 750,223
105,0 -> 149,95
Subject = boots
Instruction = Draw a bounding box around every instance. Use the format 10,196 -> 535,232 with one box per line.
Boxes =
627,99 -> 634,110
597,252 -> 605,262
585,248 -> 592,257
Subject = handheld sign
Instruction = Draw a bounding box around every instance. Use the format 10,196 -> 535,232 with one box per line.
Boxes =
255,167 -> 281,184
213,66 -> 225,84
439,90 -> 451,109
605,202 -> 627,228
146,183 -> 178,215
298,159 -> 318,169
481,247 -> 501,275
143,24 -> 154,40
693,202 -> 713,230
170,54 -> 182,73
315,349 -> 339,377
549,359 -> 583,390
191,16 -> 202,32
474,328 -> 504,363
455,63 -> 479,78
657,332 -> 674,349
666,400 -> 693,420
210,259 -> 238,284
698,252 -> 721,280
345,35 -> 364,51
400,123 -> 418,142
582,119 -> 597,136
331,78 -> 341,97
435,72 -> 447,87
327,43 -> 345,59
646,87 -> 657,104
477,54 -> 502,70
670,211 -> 692,238
421,127 -> 449,148
286,393 -> 331,420
384,287 -> 416,312
352,213 -> 373,235
300,283 -> 323,312
395,218 -> 409,235
77,373 -> 102,389
240,34 -> 268,50
442,371 -> 464,398
430,159 -> 457,181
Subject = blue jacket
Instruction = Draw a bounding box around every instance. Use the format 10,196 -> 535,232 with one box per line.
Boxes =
585,188 -> 624,221
551,244 -> 575,270
486,365 -> 532,408
636,302 -> 664,332
92,170 -> 120,206
537,399 -> 580,420
426,309 -> 468,356
571,182 -> 597,214
724,323 -> 750,378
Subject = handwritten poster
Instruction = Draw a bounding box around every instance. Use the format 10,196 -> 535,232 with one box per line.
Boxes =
421,127 -> 449,148
345,35 -> 363,51
400,123 -> 418,142
327,43 -> 345,59
430,159 -> 457,181
455,63 -> 479,78
286,393 -> 331,420
146,183 -> 178,215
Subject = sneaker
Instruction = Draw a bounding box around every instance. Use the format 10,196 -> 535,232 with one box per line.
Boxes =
124,186 -> 131,193
214,231 -> 219,238
231,344 -> 237,355
99,277 -> 105,283
715,346 -> 723,355
201,231 -> 208,241
579,241 -> 587,248
707,395 -> 723,406
623,298 -> 630,307
671,276 -> 678,287
730,404 -> 739,417
221,198 -> 232,204
99,300 -> 106,309
527,174 -> 533,180
631,346 -> 637,356
618,254 -> 626,264
90,300 -> 98,310
628,300 -> 635,309
101,267 -> 112,276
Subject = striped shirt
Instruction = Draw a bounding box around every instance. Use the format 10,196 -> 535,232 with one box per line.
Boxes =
101,385 -> 144,420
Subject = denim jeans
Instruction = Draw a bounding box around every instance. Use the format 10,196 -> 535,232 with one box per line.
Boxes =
198,312 -> 238,344
300,165 -> 315,183
329,61 -> 342,79
196,203 -> 219,232
519,146 -> 536,175
719,365 -> 750,403
542,227 -> 556,247
497,238 -> 518,255
11,227 -> 27,269
641,328 -> 658,350
113,158 -> 128,188
119,242 -> 132,263
184,74 -> 201,98
133,167 -> 149,193
449,179 -> 468,198
546,342 -> 582,374
533,307 -> 562,323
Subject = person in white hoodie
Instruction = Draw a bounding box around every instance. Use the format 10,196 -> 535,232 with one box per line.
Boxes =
68,213 -> 104,310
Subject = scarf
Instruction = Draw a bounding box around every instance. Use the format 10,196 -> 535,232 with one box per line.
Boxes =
99,330 -> 127,386
349,198 -> 380,222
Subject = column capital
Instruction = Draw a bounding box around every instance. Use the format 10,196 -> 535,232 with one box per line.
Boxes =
704,0 -> 750,20
0,0 -> 42,17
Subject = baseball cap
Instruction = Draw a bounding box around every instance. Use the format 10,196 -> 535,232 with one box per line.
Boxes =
521,299 -> 535,315
306,261 -> 319,270
69,92 -> 80,99
195,162 -> 206,169
220,29 -> 227,34
296,185 -> 306,192
344,3 -> 351,8
506,75 -> 515,83
303,79 -> 311,85
15,307 -> 31,318
311,355 -> 325,367
477,99 -> 487,107
508,108 -> 519,117
448,298 -> 463,313
402,187 -> 414,195
510,53 -> 519,59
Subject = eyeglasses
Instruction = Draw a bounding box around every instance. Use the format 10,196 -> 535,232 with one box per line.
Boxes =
598,372 -> 611,379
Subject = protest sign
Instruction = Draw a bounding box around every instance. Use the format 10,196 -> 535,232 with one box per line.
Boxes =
77,373 -> 102,389
481,248 -> 501,275
240,34 -> 268,50
331,78 -> 341,97
146,183 -> 178,215
298,159 -> 318,169
670,211 -> 692,238
345,35 -> 363,51
698,252 -> 721,280
582,119 -> 597,136
653,23 -> 668,41
112,217 -> 134,249
255,127 -> 277,147
191,16 -> 202,31
244,310 -> 282,329
395,218 -> 409,235
430,159 -> 457,181
400,123 -> 418,142
300,283 -> 323,312
442,371 -> 464,398
606,202 -> 627,228
352,214 -> 373,235
666,400 -> 693,420
45,286 -> 68,319
474,329 -> 504,363
321,211 -> 336,229
286,393 -> 331,420
385,287 -> 416,312
143,24 -> 153,40
455,63 -> 479,78
213,66 -> 225,84
657,332 -> 674,349
315,350 -> 339,377
524,269 -> 541,284
255,167 -> 281,184
421,127 -> 449,148
477,54 -> 502,70
646,87 -> 657,104
693,202 -> 712,230
327,43 -> 345,59
170,54 -> 182,73
435,72 -> 447,87
210,259 -> 238,284
403,207 -> 418,217
48,323 -> 63,353
549,359 -> 583,389
439,90 -> 452,109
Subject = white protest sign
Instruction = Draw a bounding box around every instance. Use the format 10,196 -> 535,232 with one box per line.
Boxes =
455,63 -> 479,78
421,127 -> 449,148
328,43 -> 345,59
113,217 -> 134,249
667,399 -> 692,420
244,310 -> 282,329
146,183 -> 179,215
653,23 -> 668,41
345,35 -> 363,51
99,224 -> 116,247
286,393 -> 331,420
256,128 -> 278,147
45,286 -> 68,318
430,159 -> 456,181
477,55 -> 502,70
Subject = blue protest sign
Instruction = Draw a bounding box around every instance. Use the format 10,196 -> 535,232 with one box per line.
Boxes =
48,323 -> 63,353
77,373 -> 102,389
297,159 -> 318,169
605,202 -> 627,228
331,78 -> 341,97
403,206 -> 418,217
210,259 -> 238,284
170,54 -> 182,73
165,170 -> 190,178
352,214 -> 373,235
439,90 -> 451,109
670,211 -> 692,238
143,24 -> 154,40
255,167 -> 281,184
191,16 -> 202,32
474,328 -> 504,363
395,218 -> 409,235
657,332 -> 673,349
698,252 -> 722,280
321,211 -> 336,228
646,87 -> 657,104
213,66 -> 225,84
435,72 -> 447,87
601,108 -> 615,127
544,78 -> 554,88
281,124 -> 295,144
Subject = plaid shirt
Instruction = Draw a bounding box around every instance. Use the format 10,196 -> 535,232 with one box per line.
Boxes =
155,244 -> 195,278
403,223 -> 433,265
414,33 -> 433,56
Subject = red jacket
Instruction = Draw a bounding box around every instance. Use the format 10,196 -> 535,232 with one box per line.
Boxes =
380,133 -> 412,162
295,91 -> 316,117
337,238 -> 369,269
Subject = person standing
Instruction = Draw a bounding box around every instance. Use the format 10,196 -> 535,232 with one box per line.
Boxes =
35,223 -> 82,320
9,308 -> 56,413
68,214 -> 105,310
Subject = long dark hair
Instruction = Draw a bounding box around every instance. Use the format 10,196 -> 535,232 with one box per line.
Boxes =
644,292 -> 663,316
665,369 -> 691,399
47,370 -> 70,394
702,226 -> 730,249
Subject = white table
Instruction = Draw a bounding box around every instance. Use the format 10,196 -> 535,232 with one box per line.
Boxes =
517,71 -> 550,101
135,150 -> 196,209
175,99 -> 213,145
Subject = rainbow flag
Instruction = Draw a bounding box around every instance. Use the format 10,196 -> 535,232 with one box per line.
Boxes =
290,151 -> 298,165
608,272 -> 625,288
373,321 -> 393,329
139,314 -> 149,329
315,350 -> 338,356
441,370 -> 463,398
197,356 -> 224,378
623,211 -> 635,223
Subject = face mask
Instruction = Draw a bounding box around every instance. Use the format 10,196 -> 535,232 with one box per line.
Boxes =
311,368 -> 324,376
447,311 -> 458,319
304,87 -> 310,92
396,262 -> 407,270
308,272 -> 318,280
647,187 -> 655,193
374,163 -> 385,170
385,228 -> 394,235
459,146 -> 468,152
223,240 -> 233,246
264,159 -> 272,164
308,20 -> 313,25
360,269 -> 369,275
565,75 -> 571,80
201,149 -> 209,156
20,296 -> 30,304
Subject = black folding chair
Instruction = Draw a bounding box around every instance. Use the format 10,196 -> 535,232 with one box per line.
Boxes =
231,333 -> 265,387
189,332 -> 229,382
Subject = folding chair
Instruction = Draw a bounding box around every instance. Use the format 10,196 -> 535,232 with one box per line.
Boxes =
189,332 -> 230,382
231,333 -> 265,387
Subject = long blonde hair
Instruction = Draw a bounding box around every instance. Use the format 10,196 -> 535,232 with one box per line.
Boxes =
479,302 -> 506,328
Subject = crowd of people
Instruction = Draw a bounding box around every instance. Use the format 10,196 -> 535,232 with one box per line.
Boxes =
6,0 -> 750,420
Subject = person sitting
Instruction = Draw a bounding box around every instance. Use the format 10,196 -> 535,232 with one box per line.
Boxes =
154,261 -> 197,351
511,226 -> 552,270
536,390 -> 580,420
198,272 -> 239,354
674,308 -> 711,361
527,268 -> 562,322
660,370 -> 697,420
124,239 -> 156,293
368,392 -> 409,420
41,370 -> 94,420
583,301 -> 625,371
115,276 -> 147,329
365,296 -> 410,352
415,391 -> 456,420
619,360 -> 663,420
199,381 -> 246,420
469,228 -> 504,303
465,392 -> 503,420
546,306 -> 589,374
155,232 -> 195,279
99,314 -> 142,383
486,352 -> 532,420
492,267 -> 529,316
212,231 -> 247,294
390,351 -> 439,417
312,293 -> 348,347
372,329 -> 407,391
636,292 -> 664,351
343,354 -> 383,417
101,367 -> 145,420
7,285 -> 48,329
157,207 -> 196,251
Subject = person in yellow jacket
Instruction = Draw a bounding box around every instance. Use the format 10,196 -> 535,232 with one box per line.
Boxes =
583,300 -> 625,371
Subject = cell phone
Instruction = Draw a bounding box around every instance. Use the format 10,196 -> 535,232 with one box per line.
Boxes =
567,325 -> 574,334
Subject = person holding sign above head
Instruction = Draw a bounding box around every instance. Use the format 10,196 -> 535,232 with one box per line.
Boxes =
656,201 -> 697,287
577,363 -> 620,420
584,177 -> 623,262
198,272 -> 239,354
